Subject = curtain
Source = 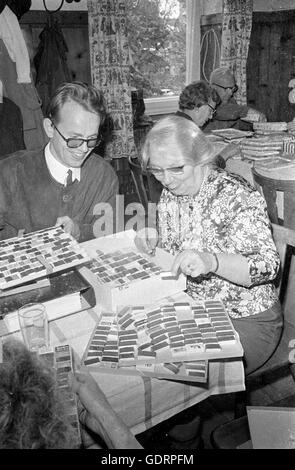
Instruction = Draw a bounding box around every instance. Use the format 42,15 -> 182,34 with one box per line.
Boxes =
220,0 -> 253,105
87,0 -> 137,160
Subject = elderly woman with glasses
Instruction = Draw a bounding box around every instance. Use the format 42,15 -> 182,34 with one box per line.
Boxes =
204,67 -> 266,132
136,115 -> 282,376
176,80 -> 220,129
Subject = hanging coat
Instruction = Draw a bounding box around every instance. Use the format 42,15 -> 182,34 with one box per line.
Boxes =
34,15 -> 72,114
0,96 -> 25,158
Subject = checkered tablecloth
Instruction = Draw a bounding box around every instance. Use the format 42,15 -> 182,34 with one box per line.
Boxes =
2,302 -> 245,435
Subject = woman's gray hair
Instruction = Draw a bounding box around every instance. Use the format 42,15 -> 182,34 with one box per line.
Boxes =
141,115 -> 216,169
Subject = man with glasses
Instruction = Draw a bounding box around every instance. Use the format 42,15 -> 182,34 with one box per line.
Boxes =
204,66 -> 266,132
0,81 -> 119,241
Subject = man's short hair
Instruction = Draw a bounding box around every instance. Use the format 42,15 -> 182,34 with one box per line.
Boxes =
47,81 -> 107,126
178,80 -> 220,111
210,67 -> 236,89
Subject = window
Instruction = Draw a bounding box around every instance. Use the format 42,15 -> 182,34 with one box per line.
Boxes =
126,0 -> 187,115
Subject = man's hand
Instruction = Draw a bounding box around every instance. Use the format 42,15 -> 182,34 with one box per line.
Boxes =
171,250 -> 216,277
55,216 -> 80,240
69,368 -> 143,449
69,368 -> 109,414
245,108 -> 267,123
68,368 -> 111,444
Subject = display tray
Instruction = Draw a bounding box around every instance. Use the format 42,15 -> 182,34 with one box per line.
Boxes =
82,296 -> 243,382
0,226 -> 90,290
81,230 -> 186,310
211,128 -> 253,141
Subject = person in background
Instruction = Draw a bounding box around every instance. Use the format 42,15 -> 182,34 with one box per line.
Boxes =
175,80 -> 225,170
0,81 -> 119,242
203,66 -> 266,132
176,80 -> 220,130
0,339 -> 142,449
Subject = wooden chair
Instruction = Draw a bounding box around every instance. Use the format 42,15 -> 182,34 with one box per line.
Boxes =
128,156 -> 150,211
128,156 -> 163,210
252,167 -> 295,228
211,223 -> 295,448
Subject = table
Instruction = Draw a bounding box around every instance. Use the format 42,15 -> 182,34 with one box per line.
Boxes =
1,248 -> 245,436
4,299 -> 244,435
226,154 -> 295,219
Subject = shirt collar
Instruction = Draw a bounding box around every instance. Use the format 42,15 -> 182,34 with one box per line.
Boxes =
45,143 -> 81,185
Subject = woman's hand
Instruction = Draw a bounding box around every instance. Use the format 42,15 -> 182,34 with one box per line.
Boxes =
134,227 -> 158,256
171,250 -> 217,277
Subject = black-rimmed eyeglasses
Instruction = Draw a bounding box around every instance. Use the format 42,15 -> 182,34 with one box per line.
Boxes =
51,121 -> 101,149
212,83 -> 238,93
207,103 -> 216,116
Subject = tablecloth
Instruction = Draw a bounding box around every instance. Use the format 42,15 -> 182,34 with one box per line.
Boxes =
2,301 -> 245,435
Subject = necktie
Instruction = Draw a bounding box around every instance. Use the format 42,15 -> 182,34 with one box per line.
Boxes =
66,169 -> 73,187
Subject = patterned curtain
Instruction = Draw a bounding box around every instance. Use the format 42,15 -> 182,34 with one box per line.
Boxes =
87,0 -> 137,160
220,0 -> 253,105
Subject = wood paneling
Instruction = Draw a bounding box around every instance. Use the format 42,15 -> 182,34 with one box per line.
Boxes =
20,10 -> 88,26
247,10 -> 295,122
201,10 -> 295,123
20,10 -> 91,84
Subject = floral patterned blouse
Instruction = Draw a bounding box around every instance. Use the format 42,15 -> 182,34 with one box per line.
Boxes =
157,167 -> 280,318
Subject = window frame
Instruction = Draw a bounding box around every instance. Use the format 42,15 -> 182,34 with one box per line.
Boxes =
144,95 -> 179,116
143,0 -> 201,117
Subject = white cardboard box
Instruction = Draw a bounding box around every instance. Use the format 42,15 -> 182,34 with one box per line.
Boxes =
81,230 -> 187,311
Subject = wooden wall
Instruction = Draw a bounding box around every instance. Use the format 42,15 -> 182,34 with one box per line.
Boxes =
200,10 -> 295,123
21,8 -> 295,124
247,10 -> 295,122
20,10 -> 91,85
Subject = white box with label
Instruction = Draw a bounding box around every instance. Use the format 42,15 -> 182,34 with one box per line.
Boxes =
81,230 -> 186,311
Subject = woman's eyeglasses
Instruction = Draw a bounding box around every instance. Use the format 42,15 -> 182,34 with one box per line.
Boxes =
146,165 -> 185,177
51,121 -> 101,149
